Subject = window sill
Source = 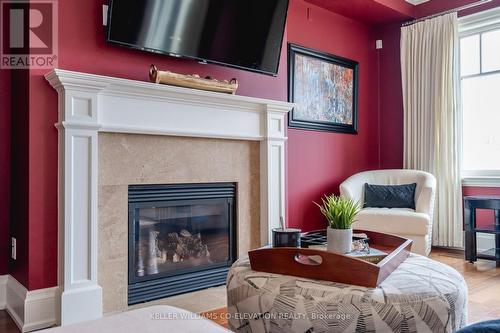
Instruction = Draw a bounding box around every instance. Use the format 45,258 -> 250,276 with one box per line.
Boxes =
462,176 -> 500,187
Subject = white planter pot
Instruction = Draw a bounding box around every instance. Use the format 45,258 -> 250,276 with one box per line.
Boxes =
327,227 -> 352,254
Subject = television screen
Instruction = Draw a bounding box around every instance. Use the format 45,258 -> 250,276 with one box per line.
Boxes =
106,0 -> 289,76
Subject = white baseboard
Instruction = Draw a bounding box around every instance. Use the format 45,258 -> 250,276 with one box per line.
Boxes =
24,285 -> 59,331
476,233 -> 496,253
0,275 -> 59,332
6,275 -> 26,331
0,275 -> 7,309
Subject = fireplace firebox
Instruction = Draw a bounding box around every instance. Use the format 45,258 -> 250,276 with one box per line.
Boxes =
128,183 -> 236,305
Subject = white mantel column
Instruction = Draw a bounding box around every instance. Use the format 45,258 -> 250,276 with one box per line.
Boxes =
54,83 -> 105,325
260,106 -> 288,245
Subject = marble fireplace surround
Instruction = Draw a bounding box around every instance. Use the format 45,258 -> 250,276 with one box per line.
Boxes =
99,134 -> 260,313
45,69 -> 293,326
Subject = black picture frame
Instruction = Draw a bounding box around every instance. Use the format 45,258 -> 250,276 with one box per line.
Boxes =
288,44 -> 359,134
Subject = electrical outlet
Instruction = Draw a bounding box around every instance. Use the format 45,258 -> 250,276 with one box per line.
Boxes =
11,237 -> 16,260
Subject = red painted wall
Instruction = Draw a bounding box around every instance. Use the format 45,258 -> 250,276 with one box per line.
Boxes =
15,0 -> 383,290
9,70 -> 30,286
28,69 -> 58,289
377,23 -> 403,169
287,1 -> 380,231
0,69 -> 11,275
305,0 -> 414,26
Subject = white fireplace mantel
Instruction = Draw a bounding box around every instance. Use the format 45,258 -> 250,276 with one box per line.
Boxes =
45,69 -> 293,326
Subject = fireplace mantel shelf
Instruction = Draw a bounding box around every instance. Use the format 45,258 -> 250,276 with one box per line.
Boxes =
45,69 -> 293,326
46,69 -> 293,141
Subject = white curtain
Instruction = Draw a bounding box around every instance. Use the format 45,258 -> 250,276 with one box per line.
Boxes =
401,13 -> 463,248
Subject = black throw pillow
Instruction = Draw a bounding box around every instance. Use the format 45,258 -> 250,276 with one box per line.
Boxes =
363,183 -> 417,209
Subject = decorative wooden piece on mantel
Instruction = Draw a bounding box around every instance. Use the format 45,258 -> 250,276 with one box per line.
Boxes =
248,230 -> 412,288
149,65 -> 239,94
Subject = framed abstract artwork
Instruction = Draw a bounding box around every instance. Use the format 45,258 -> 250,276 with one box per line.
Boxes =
288,44 -> 358,134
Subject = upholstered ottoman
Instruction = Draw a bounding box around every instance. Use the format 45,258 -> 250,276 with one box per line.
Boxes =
227,254 -> 467,333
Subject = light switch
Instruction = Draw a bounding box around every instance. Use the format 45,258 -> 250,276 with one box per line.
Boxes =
103,5 -> 109,26
11,237 -> 16,260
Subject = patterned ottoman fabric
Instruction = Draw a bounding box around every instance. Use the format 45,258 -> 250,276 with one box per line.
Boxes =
227,254 -> 467,333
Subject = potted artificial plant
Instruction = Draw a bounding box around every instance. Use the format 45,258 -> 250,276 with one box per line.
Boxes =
315,195 -> 361,254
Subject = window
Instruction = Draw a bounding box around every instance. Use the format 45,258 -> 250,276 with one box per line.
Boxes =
459,9 -> 500,185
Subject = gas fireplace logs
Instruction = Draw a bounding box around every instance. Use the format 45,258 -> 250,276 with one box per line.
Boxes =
136,223 -> 212,277
165,229 -> 211,262
149,65 -> 239,94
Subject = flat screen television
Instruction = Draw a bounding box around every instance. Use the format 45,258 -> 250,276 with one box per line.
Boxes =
106,0 -> 289,76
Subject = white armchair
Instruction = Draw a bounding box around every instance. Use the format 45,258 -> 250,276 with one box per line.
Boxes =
340,169 -> 436,256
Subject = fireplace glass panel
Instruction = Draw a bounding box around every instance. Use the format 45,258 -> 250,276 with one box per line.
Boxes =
128,183 -> 236,304
134,201 -> 231,278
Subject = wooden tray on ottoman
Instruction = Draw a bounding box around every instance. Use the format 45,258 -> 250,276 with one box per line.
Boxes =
248,230 -> 412,288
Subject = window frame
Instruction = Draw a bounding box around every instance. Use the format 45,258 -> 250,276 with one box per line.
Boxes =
459,7 -> 500,187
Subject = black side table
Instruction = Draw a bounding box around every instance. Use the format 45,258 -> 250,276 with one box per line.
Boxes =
464,196 -> 500,266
